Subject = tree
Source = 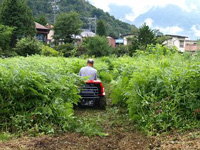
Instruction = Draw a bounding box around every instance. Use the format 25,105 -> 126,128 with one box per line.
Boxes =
128,36 -> 140,56
97,20 -> 107,36
153,29 -> 170,45
0,0 -> 36,47
54,12 -> 82,44
132,28 -> 139,34
0,24 -> 14,51
114,45 -> 129,57
35,15 -> 47,26
83,36 -> 112,57
138,24 -> 156,49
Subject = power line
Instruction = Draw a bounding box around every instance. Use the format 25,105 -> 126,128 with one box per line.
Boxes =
49,0 -> 60,23
88,16 -> 97,34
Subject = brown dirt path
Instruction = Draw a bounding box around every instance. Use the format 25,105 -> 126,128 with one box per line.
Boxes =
0,107 -> 150,150
2,107 -> 200,150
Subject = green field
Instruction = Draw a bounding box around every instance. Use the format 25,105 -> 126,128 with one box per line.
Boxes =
1,47 -> 200,146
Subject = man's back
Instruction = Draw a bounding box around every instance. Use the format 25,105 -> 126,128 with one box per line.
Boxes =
79,66 -> 97,80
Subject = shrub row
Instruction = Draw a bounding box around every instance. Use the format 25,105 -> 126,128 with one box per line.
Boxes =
1,45 -> 200,136
111,45 -> 200,135
0,56 -> 111,135
0,56 -> 84,133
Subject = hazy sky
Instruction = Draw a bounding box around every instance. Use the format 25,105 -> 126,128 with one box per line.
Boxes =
89,0 -> 196,21
88,0 -> 200,39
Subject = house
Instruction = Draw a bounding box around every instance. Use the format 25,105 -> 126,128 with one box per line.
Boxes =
35,22 -> 50,43
122,33 -> 138,45
185,40 -> 200,52
73,29 -> 95,41
81,29 -> 96,38
46,24 -> 54,44
115,38 -> 124,46
107,36 -> 116,47
163,35 -> 188,53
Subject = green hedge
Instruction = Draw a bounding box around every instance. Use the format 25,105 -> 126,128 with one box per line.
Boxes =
111,45 -> 200,135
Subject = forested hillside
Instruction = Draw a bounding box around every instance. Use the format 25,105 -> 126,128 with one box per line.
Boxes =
0,0 -> 136,37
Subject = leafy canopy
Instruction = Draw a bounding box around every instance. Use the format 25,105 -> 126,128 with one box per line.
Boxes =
97,20 -> 107,36
54,12 -> 83,44
83,36 -> 112,57
35,14 -> 47,26
0,0 -> 36,47
0,24 -> 14,51
138,23 -> 156,49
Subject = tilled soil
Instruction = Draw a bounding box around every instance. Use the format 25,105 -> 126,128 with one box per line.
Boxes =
150,131 -> 200,150
0,108 -> 150,150
1,108 -> 200,150
0,131 -> 149,150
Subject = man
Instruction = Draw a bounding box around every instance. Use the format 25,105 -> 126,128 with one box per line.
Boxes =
79,59 -> 97,80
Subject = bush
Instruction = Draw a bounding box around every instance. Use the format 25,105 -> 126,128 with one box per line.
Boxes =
145,44 -> 178,55
83,36 -> 112,57
0,56 -> 82,133
15,37 -> 42,56
99,71 -> 112,83
0,24 -> 14,51
0,49 -> 18,57
56,43 -> 75,57
76,44 -> 88,56
114,45 -> 129,57
41,45 -> 60,57
111,46 -> 200,135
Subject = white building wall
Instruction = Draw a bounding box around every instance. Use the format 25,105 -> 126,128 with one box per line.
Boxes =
47,30 -> 54,44
123,35 -> 136,46
164,37 -> 186,53
124,37 -> 128,45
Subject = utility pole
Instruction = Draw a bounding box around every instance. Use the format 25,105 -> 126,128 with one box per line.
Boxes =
88,16 -> 97,34
49,0 -> 60,23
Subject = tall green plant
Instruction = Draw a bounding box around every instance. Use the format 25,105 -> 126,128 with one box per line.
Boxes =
111,45 -> 200,134
0,0 -> 36,47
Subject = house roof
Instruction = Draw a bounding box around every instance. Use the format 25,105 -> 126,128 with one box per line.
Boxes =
165,34 -> 188,38
122,33 -> 138,37
35,22 -> 49,30
185,40 -> 197,43
81,29 -> 96,37
107,36 -> 114,39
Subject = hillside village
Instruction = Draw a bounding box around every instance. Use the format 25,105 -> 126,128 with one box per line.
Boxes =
36,20 -> 199,53
2,0 -> 200,150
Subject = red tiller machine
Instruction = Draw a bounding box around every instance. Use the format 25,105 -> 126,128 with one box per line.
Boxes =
80,80 -> 107,109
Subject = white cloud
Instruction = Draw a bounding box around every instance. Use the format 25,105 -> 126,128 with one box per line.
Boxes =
156,26 -> 184,35
190,3 -> 197,10
89,0 -> 190,22
144,18 -> 154,27
191,25 -> 200,37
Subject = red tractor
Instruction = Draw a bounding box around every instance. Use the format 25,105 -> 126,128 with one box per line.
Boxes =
80,80 -> 107,109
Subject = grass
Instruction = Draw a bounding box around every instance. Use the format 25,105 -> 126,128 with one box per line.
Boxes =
0,132 -> 14,142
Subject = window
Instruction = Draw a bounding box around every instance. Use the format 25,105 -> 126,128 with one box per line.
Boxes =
36,34 -> 45,42
180,40 -> 184,48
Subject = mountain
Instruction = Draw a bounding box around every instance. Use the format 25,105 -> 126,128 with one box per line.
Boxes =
133,5 -> 200,39
102,2 -> 200,40
0,0 -> 136,38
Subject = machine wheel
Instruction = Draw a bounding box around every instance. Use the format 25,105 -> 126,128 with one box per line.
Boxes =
98,97 -> 107,110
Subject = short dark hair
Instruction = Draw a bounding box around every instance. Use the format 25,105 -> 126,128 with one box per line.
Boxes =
87,59 -> 94,64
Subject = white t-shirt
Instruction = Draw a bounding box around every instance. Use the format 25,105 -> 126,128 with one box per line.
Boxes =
79,66 -> 97,80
